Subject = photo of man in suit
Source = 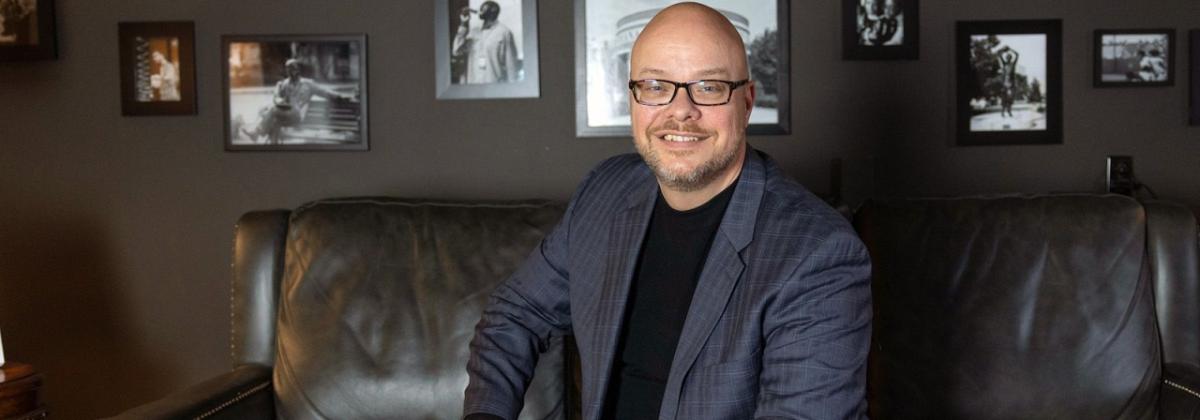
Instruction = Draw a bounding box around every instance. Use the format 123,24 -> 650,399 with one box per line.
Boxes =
464,2 -> 872,419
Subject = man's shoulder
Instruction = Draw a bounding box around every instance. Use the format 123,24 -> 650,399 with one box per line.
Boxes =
755,159 -> 857,244
581,153 -> 650,186
567,153 -> 652,207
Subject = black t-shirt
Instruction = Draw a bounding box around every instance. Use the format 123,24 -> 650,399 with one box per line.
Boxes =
602,181 -> 737,419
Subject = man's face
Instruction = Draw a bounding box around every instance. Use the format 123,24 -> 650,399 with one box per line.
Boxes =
628,18 -> 754,192
480,2 -> 500,22
286,63 -> 301,77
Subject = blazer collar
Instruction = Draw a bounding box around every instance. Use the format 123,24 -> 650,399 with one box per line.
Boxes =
720,147 -> 766,252
622,146 -> 767,253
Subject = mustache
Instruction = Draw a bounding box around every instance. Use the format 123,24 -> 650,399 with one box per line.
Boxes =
649,120 -> 711,136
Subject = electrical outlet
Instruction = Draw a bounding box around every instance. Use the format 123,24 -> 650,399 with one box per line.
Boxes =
1106,156 -> 1135,196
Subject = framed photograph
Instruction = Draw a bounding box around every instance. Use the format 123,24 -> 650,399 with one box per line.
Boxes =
574,0 -> 790,137
842,0 -> 918,60
1191,30 -> 1199,126
435,0 -> 540,99
1094,29 -> 1174,87
956,20 -> 1062,146
0,0 -> 55,61
119,22 -> 196,116
223,34 -> 368,151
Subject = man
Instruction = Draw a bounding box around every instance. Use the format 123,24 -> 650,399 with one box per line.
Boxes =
464,3 -> 871,419
857,0 -> 900,46
1136,49 -> 1167,82
997,46 -> 1019,118
452,1 -> 520,84
240,58 -> 355,144
151,51 -> 180,101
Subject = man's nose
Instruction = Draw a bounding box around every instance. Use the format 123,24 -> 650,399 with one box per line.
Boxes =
665,85 -> 701,121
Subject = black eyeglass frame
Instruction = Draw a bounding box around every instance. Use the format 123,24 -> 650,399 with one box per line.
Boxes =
627,78 -> 751,106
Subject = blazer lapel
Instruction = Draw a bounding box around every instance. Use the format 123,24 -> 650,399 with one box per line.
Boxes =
658,149 -> 767,419
583,177 -> 656,420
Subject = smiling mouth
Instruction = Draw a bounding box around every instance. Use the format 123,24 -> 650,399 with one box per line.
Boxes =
662,134 -> 703,142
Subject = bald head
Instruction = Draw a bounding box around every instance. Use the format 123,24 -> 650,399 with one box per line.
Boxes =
630,2 -> 749,80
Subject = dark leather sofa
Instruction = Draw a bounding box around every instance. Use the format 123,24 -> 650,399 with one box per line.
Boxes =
107,194 -> 1199,419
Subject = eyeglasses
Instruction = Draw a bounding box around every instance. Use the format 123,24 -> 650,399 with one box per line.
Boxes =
628,79 -> 750,106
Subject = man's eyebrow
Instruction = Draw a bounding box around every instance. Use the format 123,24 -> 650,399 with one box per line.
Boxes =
634,67 -> 733,79
635,68 -> 668,77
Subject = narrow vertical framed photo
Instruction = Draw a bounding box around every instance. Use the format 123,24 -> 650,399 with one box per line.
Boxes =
435,0 -> 540,99
1190,30 -> 1199,126
0,0 -> 56,61
574,0 -> 790,137
956,20 -> 1062,146
119,21 -> 197,116
223,34 -> 369,151
842,0 -> 918,60
1093,29 -> 1174,88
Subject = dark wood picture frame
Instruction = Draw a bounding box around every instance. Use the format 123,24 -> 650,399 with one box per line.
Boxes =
842,0 -> 918,60
434,0 -> 541,99
0,0 -> 56,61
955,19 -> 1062,146
119,21 -> 197,116
222,34 -> 369,152
1093,29 -> 1175,88
1191,30 -> 1199,126
574,0 -> 791,137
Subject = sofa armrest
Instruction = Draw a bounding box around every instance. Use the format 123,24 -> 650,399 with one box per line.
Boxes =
103,364 -> 274,420
1161,363 -> 1200,419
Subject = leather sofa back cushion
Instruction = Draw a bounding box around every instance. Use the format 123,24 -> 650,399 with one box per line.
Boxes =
855,195 -> 1161,419
274,198 -> 566,419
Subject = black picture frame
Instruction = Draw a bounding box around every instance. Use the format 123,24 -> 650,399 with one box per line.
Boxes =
1191,30 -> 1200,126
434,0 -> 541,99
119,21 -> 197,116
955,19 -> 1062,146
0,0 -> 56,61
222,34 -> 369,152
1093,29 -> 1175,88
842,0 -> 918,60
574,0 -> 791,137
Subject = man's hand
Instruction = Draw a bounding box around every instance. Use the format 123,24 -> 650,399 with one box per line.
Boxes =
459,6 -> 472,26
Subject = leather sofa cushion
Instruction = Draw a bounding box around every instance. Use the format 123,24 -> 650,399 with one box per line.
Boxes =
273,198 -> 566,419
856,195 -> 1160,419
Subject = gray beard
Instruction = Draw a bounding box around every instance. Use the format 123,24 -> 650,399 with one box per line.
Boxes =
637,142 -> 739,193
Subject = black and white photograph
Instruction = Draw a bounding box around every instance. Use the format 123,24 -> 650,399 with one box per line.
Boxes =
1094,29 -> 1174,87
956,20 -> 1062,146
223,34 -> 368,151
0,0 -> 54,60
435,0 -> 540,99
842,0 -> 918,60
119,22 -> 196,116
575,0 -> 790,137
1190,30 -> 1199,126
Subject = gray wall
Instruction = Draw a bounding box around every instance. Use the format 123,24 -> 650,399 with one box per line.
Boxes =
0,0 -> 1194,418
876,1 -> 1200,199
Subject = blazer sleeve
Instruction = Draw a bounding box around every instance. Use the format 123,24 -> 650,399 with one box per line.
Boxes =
463,170 -> 596,420
754,229 -> 873,420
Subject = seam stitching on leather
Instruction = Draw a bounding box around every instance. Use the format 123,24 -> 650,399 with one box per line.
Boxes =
1165,379 -> 1200,400
230,221 -> 240,365
193,380 -> 271,420
294,198 -> 557,216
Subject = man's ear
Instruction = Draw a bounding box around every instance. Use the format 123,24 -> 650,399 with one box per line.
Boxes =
743,80 -> 757,126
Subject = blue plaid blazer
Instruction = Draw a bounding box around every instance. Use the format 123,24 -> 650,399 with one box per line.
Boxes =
465,148 -> 872,420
